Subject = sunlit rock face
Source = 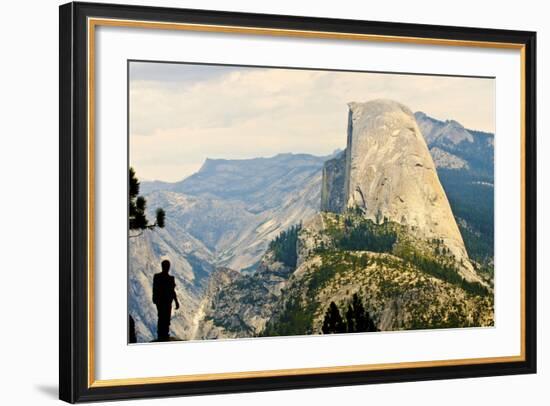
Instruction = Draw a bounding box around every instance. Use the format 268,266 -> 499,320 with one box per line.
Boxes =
326,99 -> 480,283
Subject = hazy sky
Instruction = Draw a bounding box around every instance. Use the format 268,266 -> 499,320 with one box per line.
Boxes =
129,61 -> 495,182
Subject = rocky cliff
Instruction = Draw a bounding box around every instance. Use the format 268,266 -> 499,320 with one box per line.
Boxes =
202,211 -> 493,339
192,251 -> 295,339
320,150 -> 346,213
128,224 -> 214,342
321,100 -> 481,284
130,153 -> 330,342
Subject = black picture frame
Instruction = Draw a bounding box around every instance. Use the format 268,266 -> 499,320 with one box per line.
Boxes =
59,1 -> 537,403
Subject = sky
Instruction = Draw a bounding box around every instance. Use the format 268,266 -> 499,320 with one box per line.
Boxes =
129,61 -> 495,182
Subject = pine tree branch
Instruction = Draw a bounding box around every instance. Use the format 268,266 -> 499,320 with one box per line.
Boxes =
129,222 -> 160,238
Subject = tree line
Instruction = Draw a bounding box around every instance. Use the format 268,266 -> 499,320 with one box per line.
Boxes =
322,293 -> 378,334
129,167 -> 166,237
324,214 -> 398,253
269,223 -> 302,268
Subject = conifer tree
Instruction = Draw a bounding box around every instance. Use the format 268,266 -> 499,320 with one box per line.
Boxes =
345,303 -> 356,333
351,293 -> 367,332
129,167 -> 166,237
269,223 -> 301,268
347,294 -> 378,333
322,302 -> 346,334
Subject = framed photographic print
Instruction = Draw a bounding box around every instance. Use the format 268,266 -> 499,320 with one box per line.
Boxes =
59,1 -> 537,403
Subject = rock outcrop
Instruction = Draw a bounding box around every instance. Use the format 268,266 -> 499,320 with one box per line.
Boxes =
320,150 -> 346,213
429,147 -> 469,170
415,112 -> 474,146
192,252 -> 295,339
414,111 -> 494,175
322,99 -> 481,284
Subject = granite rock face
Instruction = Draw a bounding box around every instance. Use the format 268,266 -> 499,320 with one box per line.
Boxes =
429,146 -> 469,170
192,252 -> 295,339
320,150 -> 346,213
322,99 -> 481,283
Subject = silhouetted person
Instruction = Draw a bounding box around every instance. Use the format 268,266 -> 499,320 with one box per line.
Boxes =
128,314 -> 137,344
152,260 -> 179,341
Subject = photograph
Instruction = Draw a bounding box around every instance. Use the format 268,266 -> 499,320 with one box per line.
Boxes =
54,1 -> 537,402
127,61 -> 496,343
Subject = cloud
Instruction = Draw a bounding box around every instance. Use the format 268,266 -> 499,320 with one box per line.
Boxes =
129,61 -> 243,83
129,63 -> 494,182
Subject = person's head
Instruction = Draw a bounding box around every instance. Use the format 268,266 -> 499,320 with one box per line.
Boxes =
161,259 -> 170,273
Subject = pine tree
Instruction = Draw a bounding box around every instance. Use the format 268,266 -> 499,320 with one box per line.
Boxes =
269,224 -> 301,268
129,167 -> 166,237
347,294 -> 378,333
345,303 -> 355,333
322,302 -> 346,334
323,296 -> 378,335
351,293 -> 367,332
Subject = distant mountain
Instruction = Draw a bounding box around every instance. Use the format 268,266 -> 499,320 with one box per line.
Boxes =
415,111 -> 494,263
141,153 -> 334,202
142,153 -> 335,270
130,153 -> 334,341
414,111 -> 494,179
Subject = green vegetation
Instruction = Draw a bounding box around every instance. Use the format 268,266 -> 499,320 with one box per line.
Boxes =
265,252 -> 374,336
338,218 -> 397,252
395,241 -> 489,297
263,210 -> 492,337
345,293 -> 377,333
269,223 -> 302,268
321,212 -> 397,253
264,246 -> 492,335
476,262 -> 495,280
323,212 -> 489,297
262,292 -> 316,337
321,302 -> 346,333
438,169 -> 494,262
458,221 -> 494,266
307,251 -> 370,293
408,303 -> 471,330
322,294 -> 377,334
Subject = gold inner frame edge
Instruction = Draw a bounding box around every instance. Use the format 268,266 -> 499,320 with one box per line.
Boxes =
86,17 -> 527,388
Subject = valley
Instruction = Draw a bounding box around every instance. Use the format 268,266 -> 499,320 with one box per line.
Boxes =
129,100 -> 495,342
